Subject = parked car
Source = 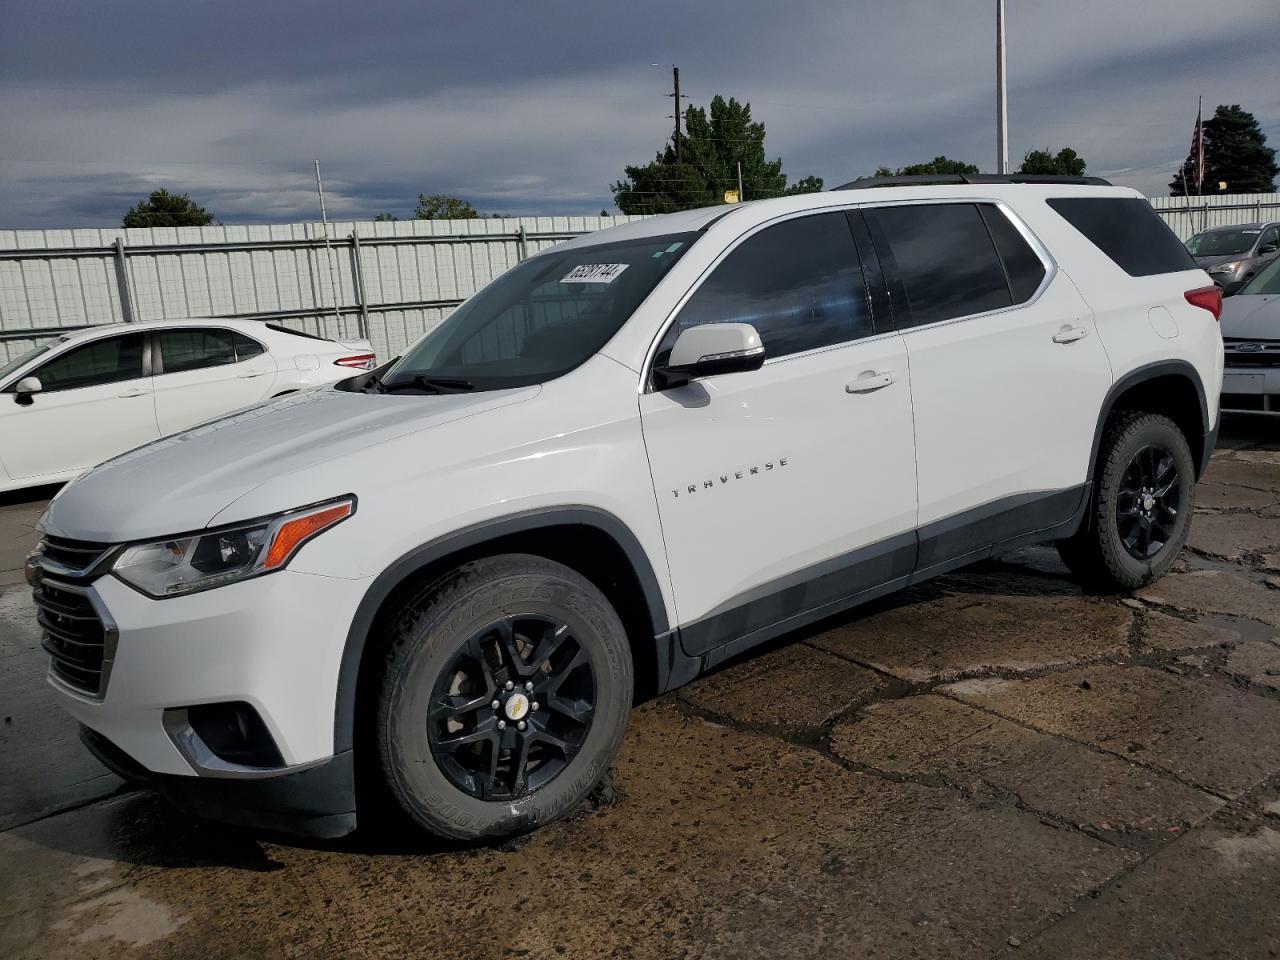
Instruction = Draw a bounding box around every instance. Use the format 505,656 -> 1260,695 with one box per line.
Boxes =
0,318 -> 375,492
1184,221 -> 1280,295
29,179 -> 1222,842
1220,255 -> 1280,414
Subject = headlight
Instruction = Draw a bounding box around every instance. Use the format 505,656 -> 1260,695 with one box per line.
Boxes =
1208,261 -> 1240,276
112,497 -> 354,598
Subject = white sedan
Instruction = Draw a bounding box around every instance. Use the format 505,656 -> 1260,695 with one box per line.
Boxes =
0,318 -> 376,492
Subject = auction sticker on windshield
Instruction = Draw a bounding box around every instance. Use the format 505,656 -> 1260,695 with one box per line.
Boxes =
561,263 -> 629,283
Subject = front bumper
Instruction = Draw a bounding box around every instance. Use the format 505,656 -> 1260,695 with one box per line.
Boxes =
41,566 -> 373,836
1221,365 -> 1280,415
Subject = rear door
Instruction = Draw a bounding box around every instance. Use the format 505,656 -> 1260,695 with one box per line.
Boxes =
151,327 -> 277,435
639,210 -> 918,657
864,201 -> 1112,572
0,332 -> 159,480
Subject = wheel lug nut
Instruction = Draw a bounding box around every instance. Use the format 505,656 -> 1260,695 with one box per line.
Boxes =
531,702 -> 539,712
524,681 -> 534,692
497,720 -> 506,731
517,720 -> 527,731
505,680 -> 514,691
491,699 -> 500,710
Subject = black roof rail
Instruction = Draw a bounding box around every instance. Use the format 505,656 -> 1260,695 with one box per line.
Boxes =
833,174 -> 1113,190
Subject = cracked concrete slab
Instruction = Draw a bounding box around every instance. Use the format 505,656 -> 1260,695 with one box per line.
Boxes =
676,642 -> 886,737
1138,609 -> 1240,652
1137,570 -> 1280,628
1200,458 -> 1280,494
832,695 -> 1223,838
1022,823 -> 1280,959
265,703 -> 1134,960
808,583 -> 1131,683
1224,640 -> 1280,691
943,665 -> 1280,799
1194,480 -> 1278,512
1186,511 -> 1280,562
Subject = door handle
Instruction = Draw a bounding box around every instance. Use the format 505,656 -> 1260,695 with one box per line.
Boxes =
237,370 -> 268,379
116,388 -> 149,398
1052,325 -> 1090,344
846,370 -> 896,394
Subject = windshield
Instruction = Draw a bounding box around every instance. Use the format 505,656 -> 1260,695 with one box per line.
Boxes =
1185,228 -> 1259,257
1241,256 -> 1280,295
382,232 -> 697,392
0,339 -> 60,385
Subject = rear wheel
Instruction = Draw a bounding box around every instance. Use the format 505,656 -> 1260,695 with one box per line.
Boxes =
375,554 -> 632,840
1057,412 -> 1195,591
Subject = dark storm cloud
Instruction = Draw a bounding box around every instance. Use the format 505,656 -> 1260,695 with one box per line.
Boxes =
1,0 -> 1277,228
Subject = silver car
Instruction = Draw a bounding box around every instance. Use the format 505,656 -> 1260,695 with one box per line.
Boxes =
1220,256 -> 1280,415
1185,222 -> 1280,295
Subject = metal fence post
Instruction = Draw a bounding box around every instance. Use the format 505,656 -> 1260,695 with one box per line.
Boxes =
349,229 -> 370,341
517,224 -> 528,261
112,238 -> 136,323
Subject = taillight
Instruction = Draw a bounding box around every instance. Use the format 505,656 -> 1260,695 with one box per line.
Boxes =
1184,285 -> 1222,321
335,353 -> 377,370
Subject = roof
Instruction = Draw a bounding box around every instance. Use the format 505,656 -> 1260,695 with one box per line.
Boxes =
1197,221 -> 1276,233
45,316 -> 270,343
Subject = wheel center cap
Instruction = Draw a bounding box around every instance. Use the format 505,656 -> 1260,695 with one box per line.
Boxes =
1142,494 -> 1156,512
504,692 -> 530,721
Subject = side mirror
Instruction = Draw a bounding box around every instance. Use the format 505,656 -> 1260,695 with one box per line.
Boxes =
1259,244 -> 1278,255
13,376 -> 41,406
654,322 -> 766,390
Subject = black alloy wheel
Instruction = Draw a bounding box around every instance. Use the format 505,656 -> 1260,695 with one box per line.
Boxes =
428,614 -> 596,801
1115,443 -> 1181,561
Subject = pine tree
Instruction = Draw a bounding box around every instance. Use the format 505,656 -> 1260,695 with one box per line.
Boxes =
1170,104 -> 1278,195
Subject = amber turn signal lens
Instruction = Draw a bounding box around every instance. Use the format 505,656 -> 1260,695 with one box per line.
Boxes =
263,501 -> 353,570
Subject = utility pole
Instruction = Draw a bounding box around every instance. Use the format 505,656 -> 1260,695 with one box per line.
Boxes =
314,160 -> 344,332
996,0 -> 1009,174
737,161 -> 744,201
668,65 -> 683,164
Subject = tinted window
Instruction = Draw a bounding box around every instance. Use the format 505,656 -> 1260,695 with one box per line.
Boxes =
1048,197 -> 1196,277
658,212 -> 871,363
158,328 -> 236,374
33,334 -> 145,392
868,203 -> 1012,327
1259,227 -> 1279,251
233,333 -> 265,360
979,205 -> 1047,303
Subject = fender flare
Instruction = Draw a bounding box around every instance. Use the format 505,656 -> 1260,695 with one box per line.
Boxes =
1087,359 -> 1213,482
331,505 -> 670,753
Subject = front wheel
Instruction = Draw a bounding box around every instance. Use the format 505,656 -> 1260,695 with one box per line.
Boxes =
375,554 -> 632,841
1057,412 -> 1196,591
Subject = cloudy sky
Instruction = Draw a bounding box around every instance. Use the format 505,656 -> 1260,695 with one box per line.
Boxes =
1,0 -> 1277,228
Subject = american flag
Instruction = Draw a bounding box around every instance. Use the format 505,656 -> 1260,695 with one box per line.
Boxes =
1188,97 -> 1205,193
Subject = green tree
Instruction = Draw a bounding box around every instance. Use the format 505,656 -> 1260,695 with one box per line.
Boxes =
1018,147 -> 1086,176
612,95 -> 822,214
1171,104 -> 1278,195
414,194 -> 479,219
873,156 -> 980,177
122,188 -> 214,228
374,213 -> 399,222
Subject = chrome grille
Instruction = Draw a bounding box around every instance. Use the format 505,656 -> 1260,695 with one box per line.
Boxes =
34,576 -> 116,697
39,535 -> 115,578
1224,339 -> 1280,369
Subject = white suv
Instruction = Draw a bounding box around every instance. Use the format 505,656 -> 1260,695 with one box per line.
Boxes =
29,178 -> 1223,841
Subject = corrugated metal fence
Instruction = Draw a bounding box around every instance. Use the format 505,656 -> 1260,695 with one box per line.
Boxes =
2,195 -> 1277,364
0,216 -> 641,363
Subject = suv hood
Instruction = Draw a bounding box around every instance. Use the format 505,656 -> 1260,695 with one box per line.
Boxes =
40,386 -> 537,542
1220,294 -> 1280,340
1194,253 -> 1249,269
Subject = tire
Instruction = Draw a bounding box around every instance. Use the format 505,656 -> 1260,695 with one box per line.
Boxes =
375,554 -> 633,841
1056,411 -> 1196,591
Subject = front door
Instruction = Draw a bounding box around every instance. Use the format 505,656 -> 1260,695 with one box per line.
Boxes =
0,332 -> 159,480
639,211 -> 919,656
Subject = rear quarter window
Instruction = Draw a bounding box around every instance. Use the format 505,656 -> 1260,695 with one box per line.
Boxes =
1047,197 -> 1195,278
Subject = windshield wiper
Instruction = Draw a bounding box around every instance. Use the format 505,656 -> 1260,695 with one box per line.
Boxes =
382,374 -> 476,395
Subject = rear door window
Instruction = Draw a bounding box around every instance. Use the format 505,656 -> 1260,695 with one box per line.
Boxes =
157,328 -> 237,374
657,211 -> 873,364
978,205 -> 1047,303
232,333 -> 266,360
32,333 -> 146,392
1047,197 -> 1196,277
866,203 -> 1012,328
